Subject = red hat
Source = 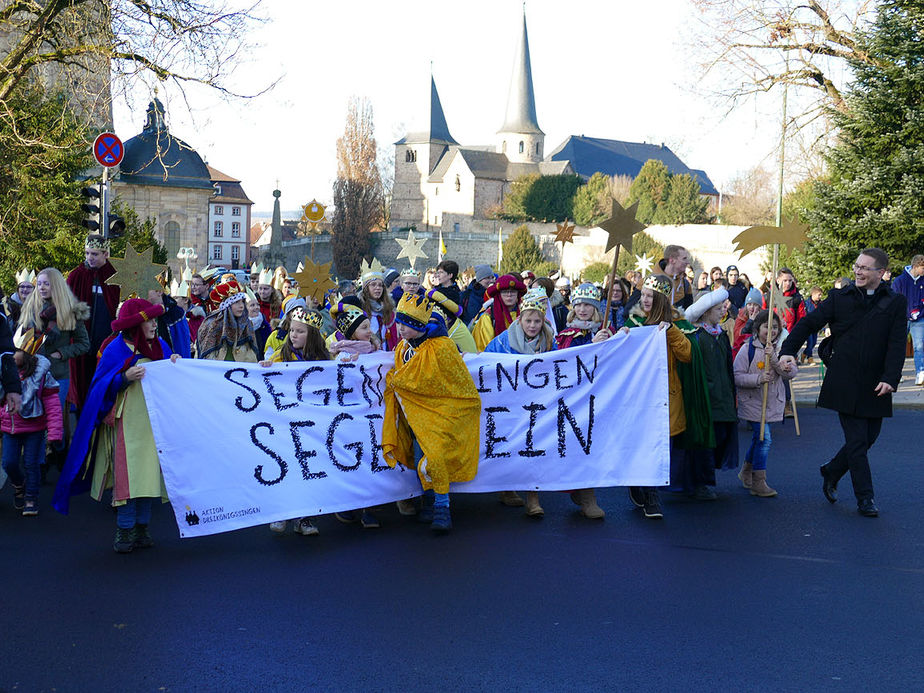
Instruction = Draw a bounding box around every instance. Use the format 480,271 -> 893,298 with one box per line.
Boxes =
111,298 -> 165,332
485,274 -> 526,299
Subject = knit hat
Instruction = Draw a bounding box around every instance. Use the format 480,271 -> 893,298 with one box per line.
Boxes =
474,264 -> 493,282
384,268 -> 400,287
330,301 -> 368,339
745,287 -> 763,307
570,282 -> 601,311
210,280 -> 247,311
685,287 -> 729,324
556,276 -> 572,288
643,274 -> 672,297
395,292 -> 433,331
427,288 -> 462,319
111,298 -> 165,332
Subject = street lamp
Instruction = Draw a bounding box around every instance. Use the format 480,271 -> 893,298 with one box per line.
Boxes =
177,247 -> 198,272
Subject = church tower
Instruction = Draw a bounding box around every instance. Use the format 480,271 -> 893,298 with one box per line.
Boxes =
496,11 -> 544,164
392,75 -> 458,229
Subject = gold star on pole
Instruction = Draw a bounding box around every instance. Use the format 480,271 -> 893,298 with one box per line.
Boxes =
732,215 -> 810,258
292,257 -> 337,304
106,243 -> 168,301
395,230 -> 428,269
597,199 -> 646,254
554,219 -> 576,245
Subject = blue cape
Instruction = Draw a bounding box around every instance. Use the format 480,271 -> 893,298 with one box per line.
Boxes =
53,336 -> 171,514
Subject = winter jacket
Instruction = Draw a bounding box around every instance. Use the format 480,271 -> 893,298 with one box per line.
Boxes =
734,336 -> 796,424
0,354 -> 64,439
890,266 -> 924,321
763,286 -> 807,333
460,280 -> 487,325
727,282 -> 748,309
781,282 -> 906,418
694,327 -> 737,423
24,301 -> 91,381
0,317 -> 22,397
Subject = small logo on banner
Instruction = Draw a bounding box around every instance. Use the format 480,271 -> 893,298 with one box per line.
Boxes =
185,506 -> 200,526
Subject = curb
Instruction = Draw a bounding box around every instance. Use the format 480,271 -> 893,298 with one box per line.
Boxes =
794,399 -> 924,411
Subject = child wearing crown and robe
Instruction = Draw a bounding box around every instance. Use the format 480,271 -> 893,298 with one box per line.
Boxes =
382,292 -> 481,533
53,298 -> 181,553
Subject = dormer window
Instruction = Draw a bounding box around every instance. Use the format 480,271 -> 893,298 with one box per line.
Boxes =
214,184 -> 222,196
455,175 -> 461,192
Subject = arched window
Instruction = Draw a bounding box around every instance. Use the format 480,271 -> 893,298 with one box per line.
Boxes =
519,141 -> 524,154
535,143 -> 540,155
165,221 -> 180,258
405,149 -> 417,163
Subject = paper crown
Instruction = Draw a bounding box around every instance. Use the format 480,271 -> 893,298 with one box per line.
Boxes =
571,282 -> 601,308
396,292 -> 433,330
198,265 -> 220,283
519,287 -> 550,315
182,267 -> 193,282
257,268 -> 275,286
209,280 -> 246,308
330,301 -> 368,339
85,235 -> 110,251
643,274 -> 672,297
427,288 -> 461,318
289,306 -> 323,330
15,268 -> 36,286
400,268 -> 422,280
169,277 -> 190,298
13,327 -> 43,355
360,257 -> 385,286
250,261 -> 264,276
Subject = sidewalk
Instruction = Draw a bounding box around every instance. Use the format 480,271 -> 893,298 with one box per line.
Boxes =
790,357 -> 924,410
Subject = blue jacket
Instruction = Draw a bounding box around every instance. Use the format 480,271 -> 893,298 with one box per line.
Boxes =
891,266 -> 924,321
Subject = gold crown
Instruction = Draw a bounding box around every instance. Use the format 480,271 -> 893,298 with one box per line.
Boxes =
85,235 -> 110,251
290,306 -> 323,330
519,287 -> 549,315
13,327 -> 43,355
643,274 -> 672,296
396,291 -> 433,326
15,268 -> 36,286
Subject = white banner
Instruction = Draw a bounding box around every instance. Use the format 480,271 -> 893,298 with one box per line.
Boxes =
142,327 -> 669,537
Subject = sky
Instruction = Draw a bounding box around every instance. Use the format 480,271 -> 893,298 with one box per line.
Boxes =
112,0 -> 809,218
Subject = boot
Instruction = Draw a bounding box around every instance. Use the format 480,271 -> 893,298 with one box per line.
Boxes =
499,491 -> 525,507
524,491 -> 544,517
737,462 -> 753,489
113,527 -> 135,553
417,490 -> 435,524
133,524 -> 155,548
750,470 -> 777,497
431,506 -> 452,533
570,489 -> 605,519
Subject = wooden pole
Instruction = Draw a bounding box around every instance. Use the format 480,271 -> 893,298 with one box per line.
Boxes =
790,393 -> 801,436
760,243 -> 779,441
602,245 -> 622,332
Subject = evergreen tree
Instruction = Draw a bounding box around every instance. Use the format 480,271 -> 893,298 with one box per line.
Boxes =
805,2 -> 924,281
500,174 -> 539,221
627,160 -> 671,224
499,225 -> 547,275
108,200 -> 168,265
523,174 -> 583,222
654,173 -> 710,224
572,172 -> 612,226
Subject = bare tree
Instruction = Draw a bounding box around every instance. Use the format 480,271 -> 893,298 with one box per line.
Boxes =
691,0 -> 878,124
719,165 -> 777,225
331,96 -> 383,277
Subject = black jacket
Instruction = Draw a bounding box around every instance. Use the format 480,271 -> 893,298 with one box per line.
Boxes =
460,280 -> 487,325
0,316 -> 23,396
781,282 -> 907,418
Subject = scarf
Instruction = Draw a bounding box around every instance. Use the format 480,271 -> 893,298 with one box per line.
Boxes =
506,320 -> 553,355
565,319 -> 601,332
197,305 -> 258,359
700,323 -> 723,337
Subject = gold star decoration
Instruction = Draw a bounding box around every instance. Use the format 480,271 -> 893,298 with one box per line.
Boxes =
302,199 -> 326,225
634,253 -> 655,276
292,256 -> 337,304
395,230 -> 428,269
106,243 -> 168,301
554,219 -> 576,245
598,199 -> 646,254
732,215 -> 810,258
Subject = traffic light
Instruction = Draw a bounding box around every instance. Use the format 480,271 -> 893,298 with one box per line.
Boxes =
108,215 -> 125,238
80,185 -> 101,232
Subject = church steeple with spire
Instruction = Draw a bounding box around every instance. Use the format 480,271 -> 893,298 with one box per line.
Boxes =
497,8 -> 544,163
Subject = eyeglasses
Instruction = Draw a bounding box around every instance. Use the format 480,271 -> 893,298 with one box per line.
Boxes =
852,264 -> 883,273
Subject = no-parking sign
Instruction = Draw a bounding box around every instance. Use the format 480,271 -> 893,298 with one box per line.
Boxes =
93,132 -> 124,167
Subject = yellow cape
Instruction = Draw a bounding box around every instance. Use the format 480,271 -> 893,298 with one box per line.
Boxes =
382,336 -> 481,493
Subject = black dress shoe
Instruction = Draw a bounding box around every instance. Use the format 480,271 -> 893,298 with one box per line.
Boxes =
820,465 -> 838,504
857,498 -> 879,517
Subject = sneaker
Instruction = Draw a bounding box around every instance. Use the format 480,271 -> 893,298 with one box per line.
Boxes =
431,506 -> 452,533
642,490 -> 664,519
690,485 -> 717,501
113,527 -> 135,553
294,518 -> 320,536
22,499 -> 38,516
12,484 -> 25,510
396,498 -> 417,516
628,486 -> 645,508
133,524 -> 155,548
269,520 -> 288,534
916,371 -> 924,386
360,510 -> 380,529
418,491 -> 435,524
334,511 -> 358,524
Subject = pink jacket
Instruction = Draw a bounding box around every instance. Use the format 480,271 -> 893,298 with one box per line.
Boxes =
1,368 -> 64,440
733,336 -> 797,424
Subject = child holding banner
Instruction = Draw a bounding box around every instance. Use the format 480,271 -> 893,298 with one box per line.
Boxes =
261,306 -> 330,536
327,298 -> 381,359
555,283 -> 613,349
382,292 -> 481,533
53,298 -> 180,553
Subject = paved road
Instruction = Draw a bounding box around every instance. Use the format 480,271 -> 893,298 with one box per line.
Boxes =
2,409 -> 921,692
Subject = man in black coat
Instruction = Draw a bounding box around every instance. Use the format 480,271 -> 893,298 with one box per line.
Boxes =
779,248 -> 907,517
0,316 -> 23,413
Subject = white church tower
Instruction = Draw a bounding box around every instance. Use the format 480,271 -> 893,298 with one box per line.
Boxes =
496,10 -> 544,164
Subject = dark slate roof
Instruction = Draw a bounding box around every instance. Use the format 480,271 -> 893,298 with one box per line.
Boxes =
119,99 -> 213,190
395,76 -> 458,146
547,135 -> 719,196
498,14 -> 543,136
428,147 -> 574,183
208,165 -> 253,204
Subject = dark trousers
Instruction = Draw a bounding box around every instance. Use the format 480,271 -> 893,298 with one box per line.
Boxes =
828,413 -> 883,502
